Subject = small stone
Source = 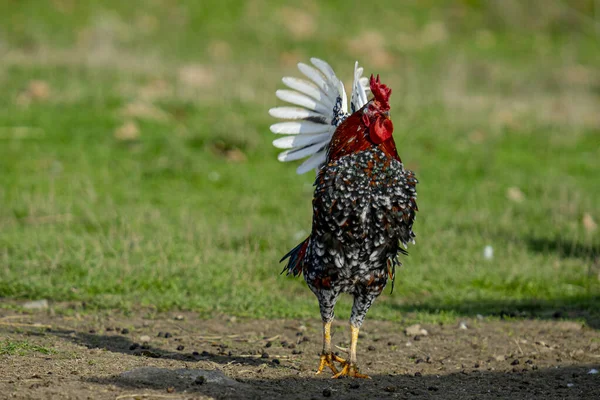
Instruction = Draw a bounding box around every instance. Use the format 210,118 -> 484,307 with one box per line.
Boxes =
157,332 -> 164,338
201,351 -> 210,357
495,355 -> 506,362
121,328 -> 130,335
414,371 -> 422,377
176,345 -> 185,351
287,343 -> 296,349
194,376 -> 205,385
164,332 -> 172,338
474,363 -> 480,368
588,369 -> 599,375
23,299 -> 49,310
265,342 -> 272,348
139,335 -> 151,342
106,327 -> 114,332
428,386 -> 439,391
292,349 -> 302,355
192,351 -> 199,356
511,359 -> 520,366
166,386 -> 175,393
483,245 -> 494,260
174,315 -> 184,321
525,359 -> 533,364
384,386 -> 396,393
322,388 -> 332,397
405,324 -> 427,336
129,343 -> 140,351
261,352 -> 269,359
367,345 -> 376,351
349,382 -> 360,389
459,321 -> 468,330
414,335 -> 421,341
272,359 -> 280,365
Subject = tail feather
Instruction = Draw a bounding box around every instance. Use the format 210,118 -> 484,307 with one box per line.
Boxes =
280,237 -> 310,277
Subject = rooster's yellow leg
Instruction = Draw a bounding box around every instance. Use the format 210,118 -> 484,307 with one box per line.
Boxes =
316,321 -> 345,375
332,324 -> 371,379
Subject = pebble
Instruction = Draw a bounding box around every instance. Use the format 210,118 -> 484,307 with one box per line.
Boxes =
261,352 -> 269,359
265,342 -> 272,348
23,299 -> 49,310
174,315 -> 184,321
322,388 -> 332,397
164,332 -> 172,338
349,382 -> 360,389
129,343 -> 140,351
384,386 -> 396,393
405,324 -> 428,336
139,335 -> 151,343
511,359 -> 520,366
414,371 -> 422,377
367,345 -> 376,351
121,328 -> 130,335
195,376 -> 205,385
176,345 -> 185,351
459,321 -> 468,330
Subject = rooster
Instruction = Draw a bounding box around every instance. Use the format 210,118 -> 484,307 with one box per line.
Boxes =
270,59 -> 418,378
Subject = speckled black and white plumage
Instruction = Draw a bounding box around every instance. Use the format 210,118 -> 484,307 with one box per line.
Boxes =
300,147 -> 417,328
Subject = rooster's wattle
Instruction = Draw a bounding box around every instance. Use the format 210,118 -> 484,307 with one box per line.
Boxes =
270,59 -> 418,378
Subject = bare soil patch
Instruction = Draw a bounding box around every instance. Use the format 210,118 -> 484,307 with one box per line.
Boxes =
1,308 -> 599,399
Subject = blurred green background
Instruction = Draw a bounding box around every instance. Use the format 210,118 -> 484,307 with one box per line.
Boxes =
0,0 -> 598,323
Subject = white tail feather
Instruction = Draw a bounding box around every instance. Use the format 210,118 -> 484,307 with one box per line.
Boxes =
273,132 -> 332,149
277,141 -> 327,162
282,77 -> 334,108
275,90 -> 330,115
268,107 -> 330,123
296,152 -> 327,174
270,121 -> 330,135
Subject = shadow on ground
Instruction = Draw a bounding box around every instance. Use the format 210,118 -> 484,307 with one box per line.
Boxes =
49,328 -> 277,367
526,237 -> 599,261
86,364 -> 600,400
392,295 -> 600,329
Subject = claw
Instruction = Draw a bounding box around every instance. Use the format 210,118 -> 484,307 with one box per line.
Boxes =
331,362 -> 371,379
316,353 -> 342,375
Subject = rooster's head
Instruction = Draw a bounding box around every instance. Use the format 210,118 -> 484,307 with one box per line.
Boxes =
361,75 -> 393,144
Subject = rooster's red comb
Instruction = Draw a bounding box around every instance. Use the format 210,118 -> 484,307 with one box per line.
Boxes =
369,74 -> 392,111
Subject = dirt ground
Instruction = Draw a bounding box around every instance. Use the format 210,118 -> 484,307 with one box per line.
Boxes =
1,306 -> 599,400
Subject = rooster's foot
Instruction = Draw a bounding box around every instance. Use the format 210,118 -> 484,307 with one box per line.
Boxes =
331,362 -> 370,379
316,353 -> 345,375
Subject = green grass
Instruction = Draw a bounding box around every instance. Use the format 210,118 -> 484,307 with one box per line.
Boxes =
0,340 -> 56,356
0,0 -> 599,323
